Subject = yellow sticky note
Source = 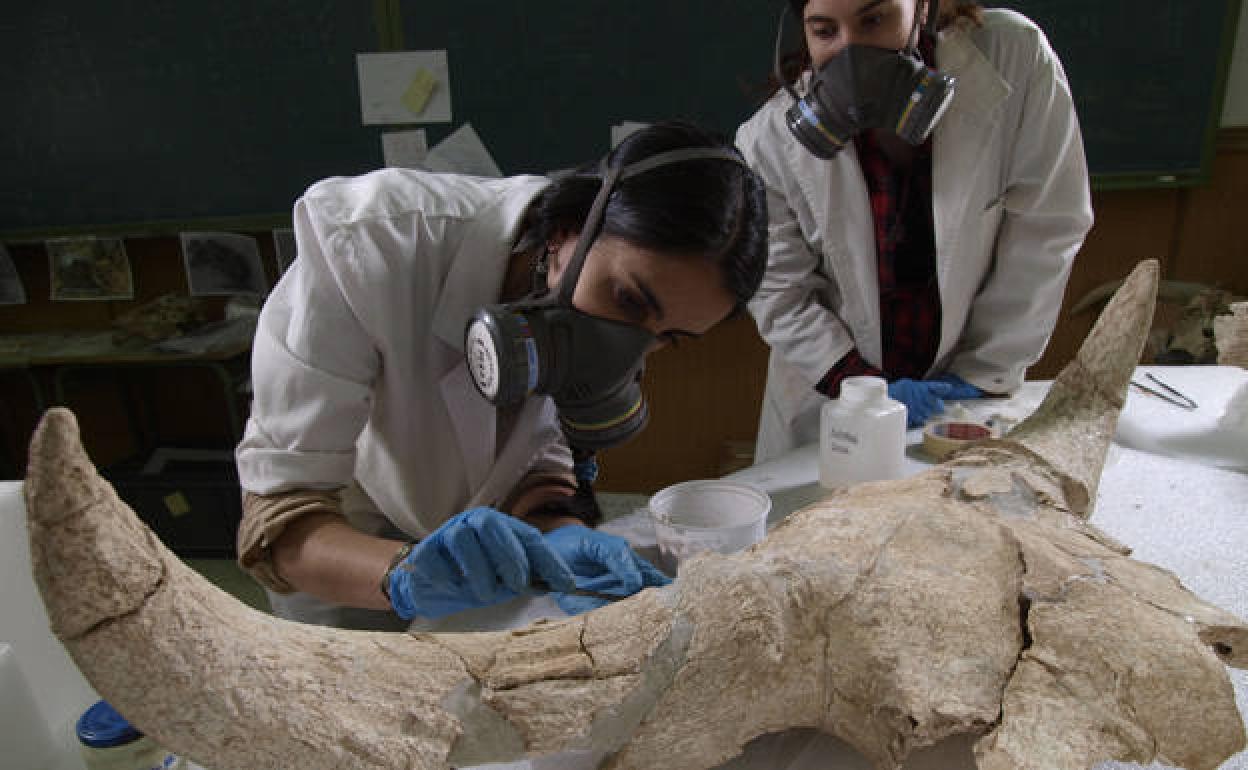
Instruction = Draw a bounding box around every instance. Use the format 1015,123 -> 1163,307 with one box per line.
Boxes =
164,491 -> 191,518
401,68 -> 438,116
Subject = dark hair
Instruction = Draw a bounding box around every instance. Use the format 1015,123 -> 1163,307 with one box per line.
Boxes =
522,121 -> 768,310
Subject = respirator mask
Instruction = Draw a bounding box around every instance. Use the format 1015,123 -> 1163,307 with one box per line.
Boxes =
777,0 -> 956,159
464,146 -> 748,453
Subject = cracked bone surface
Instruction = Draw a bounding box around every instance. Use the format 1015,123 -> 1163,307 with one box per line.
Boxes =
23,259 -> 1248,770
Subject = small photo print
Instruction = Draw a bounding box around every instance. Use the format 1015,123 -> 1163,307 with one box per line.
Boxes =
272,228 -> 297,275
0,243 -> 26,305
46,236 -> 134,301
180,232 -> 267,297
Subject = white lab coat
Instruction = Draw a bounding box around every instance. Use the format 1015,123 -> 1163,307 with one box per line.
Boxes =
737,9 -> 1094,462
236,169 -> 573,539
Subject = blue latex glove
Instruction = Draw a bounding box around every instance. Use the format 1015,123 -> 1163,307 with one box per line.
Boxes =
387,507 -> 576,620
542,525 -> 671,615
930,373 -> 984,401
888,378 -> 954,429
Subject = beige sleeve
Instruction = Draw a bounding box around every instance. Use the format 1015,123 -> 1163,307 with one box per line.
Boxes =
237,489 -> 343,594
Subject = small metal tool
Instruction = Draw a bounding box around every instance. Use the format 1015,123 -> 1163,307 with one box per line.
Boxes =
530,579 -> 625,603
1130,372 -> 1198,410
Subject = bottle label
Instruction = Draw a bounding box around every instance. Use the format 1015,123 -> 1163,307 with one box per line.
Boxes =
824,428 -> 859,454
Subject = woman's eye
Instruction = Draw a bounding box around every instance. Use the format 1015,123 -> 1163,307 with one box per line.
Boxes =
614,289 -> 647,321
860,12 -> 884,29
810,24 -> 838,40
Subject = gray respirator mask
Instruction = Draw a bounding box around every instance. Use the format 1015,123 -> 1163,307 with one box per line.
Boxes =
464,146 -> 748,453
777,1 -> 956,159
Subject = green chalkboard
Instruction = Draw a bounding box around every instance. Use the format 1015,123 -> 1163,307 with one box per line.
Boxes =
395,0 -> 775,176
2,2 -> 384,238
989,0 -> 1243,188
1,1 -> 1241,238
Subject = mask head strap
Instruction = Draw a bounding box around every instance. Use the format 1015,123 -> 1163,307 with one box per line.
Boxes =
773,3 -> 800,101
554,146 -> 747,305
906,0 -> 941,55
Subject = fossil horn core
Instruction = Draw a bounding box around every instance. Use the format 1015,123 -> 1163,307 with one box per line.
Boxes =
24,259 -> 1248,769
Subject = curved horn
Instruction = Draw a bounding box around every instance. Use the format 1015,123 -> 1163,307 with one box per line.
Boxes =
1068,277 -> 1227,317
25,260 -> 1247,770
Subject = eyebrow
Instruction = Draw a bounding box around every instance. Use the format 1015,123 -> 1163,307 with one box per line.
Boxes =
634,278 -> 705,339
634,278 -> 666,322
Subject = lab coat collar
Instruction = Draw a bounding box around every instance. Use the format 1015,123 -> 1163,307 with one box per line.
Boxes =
431,175 -> 551,352
931,23 -> 1012,288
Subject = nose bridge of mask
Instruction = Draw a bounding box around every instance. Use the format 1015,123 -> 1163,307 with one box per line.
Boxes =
538,304 -> 655,400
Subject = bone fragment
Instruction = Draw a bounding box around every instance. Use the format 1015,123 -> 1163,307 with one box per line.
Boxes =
24,260 -> 1248,770
1215,301 -> 1248,368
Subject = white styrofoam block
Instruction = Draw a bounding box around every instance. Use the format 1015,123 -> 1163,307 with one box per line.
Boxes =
0,482 -> 98,746
1116,365 -> 1248,471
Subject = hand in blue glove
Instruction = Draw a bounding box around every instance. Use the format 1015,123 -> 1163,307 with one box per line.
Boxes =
930,372 -> 984,401
387,507 -> 576,620
888,378 -> 954,429
542,525 -> 671,615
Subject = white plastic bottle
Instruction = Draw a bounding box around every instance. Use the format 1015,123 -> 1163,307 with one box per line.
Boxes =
819,375 -> 907,489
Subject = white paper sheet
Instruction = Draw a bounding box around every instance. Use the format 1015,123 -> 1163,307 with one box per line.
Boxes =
357,50 -> 452,124
424,123 -> 502,177
611,121 -> 650,147
382,128 -> 429,168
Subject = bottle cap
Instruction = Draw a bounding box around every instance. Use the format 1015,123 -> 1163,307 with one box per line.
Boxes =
77,700 -> 142,748
839,375 -> 887,401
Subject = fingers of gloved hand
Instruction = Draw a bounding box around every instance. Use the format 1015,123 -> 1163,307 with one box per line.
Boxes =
932,373 -> 983,400
553,592 -> 609,616
502,519 -> 577,594
574,546 -> 671,594
391,546 -> 463,620
584,535 -> 645,595
474,510 -> 550,594
440,518 -> 504,603
637,557 -> 673,586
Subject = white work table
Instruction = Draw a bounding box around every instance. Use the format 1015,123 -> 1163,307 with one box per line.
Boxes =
1,366 -> 1245,769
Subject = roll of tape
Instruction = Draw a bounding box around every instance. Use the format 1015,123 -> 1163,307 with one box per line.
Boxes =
922,420 -> 994,460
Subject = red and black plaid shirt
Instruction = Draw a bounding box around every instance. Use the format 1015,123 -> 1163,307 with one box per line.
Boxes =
816,43 -> 943,398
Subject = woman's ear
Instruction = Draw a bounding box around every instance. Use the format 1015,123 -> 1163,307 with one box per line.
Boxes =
544,233 -> 576,289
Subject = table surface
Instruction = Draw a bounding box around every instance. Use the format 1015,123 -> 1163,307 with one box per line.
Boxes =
0,325 -> 252,367
2,366 -> 1245,770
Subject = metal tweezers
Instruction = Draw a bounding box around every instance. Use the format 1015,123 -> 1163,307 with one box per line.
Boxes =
530,578 -> 626,603
1130,372 -> 1198,410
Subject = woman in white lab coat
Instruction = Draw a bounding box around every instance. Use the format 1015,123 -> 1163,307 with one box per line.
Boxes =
234,122 -> 767,630
737,0 -> 1094,461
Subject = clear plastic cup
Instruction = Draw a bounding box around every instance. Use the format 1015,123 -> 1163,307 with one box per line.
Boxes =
648,480 -> 772,575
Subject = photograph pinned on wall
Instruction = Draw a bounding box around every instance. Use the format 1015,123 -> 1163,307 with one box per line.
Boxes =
180,232 -> 267,297
272,228 -> 297,275
0,243 -> 26,305
46,236 -> 134,301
